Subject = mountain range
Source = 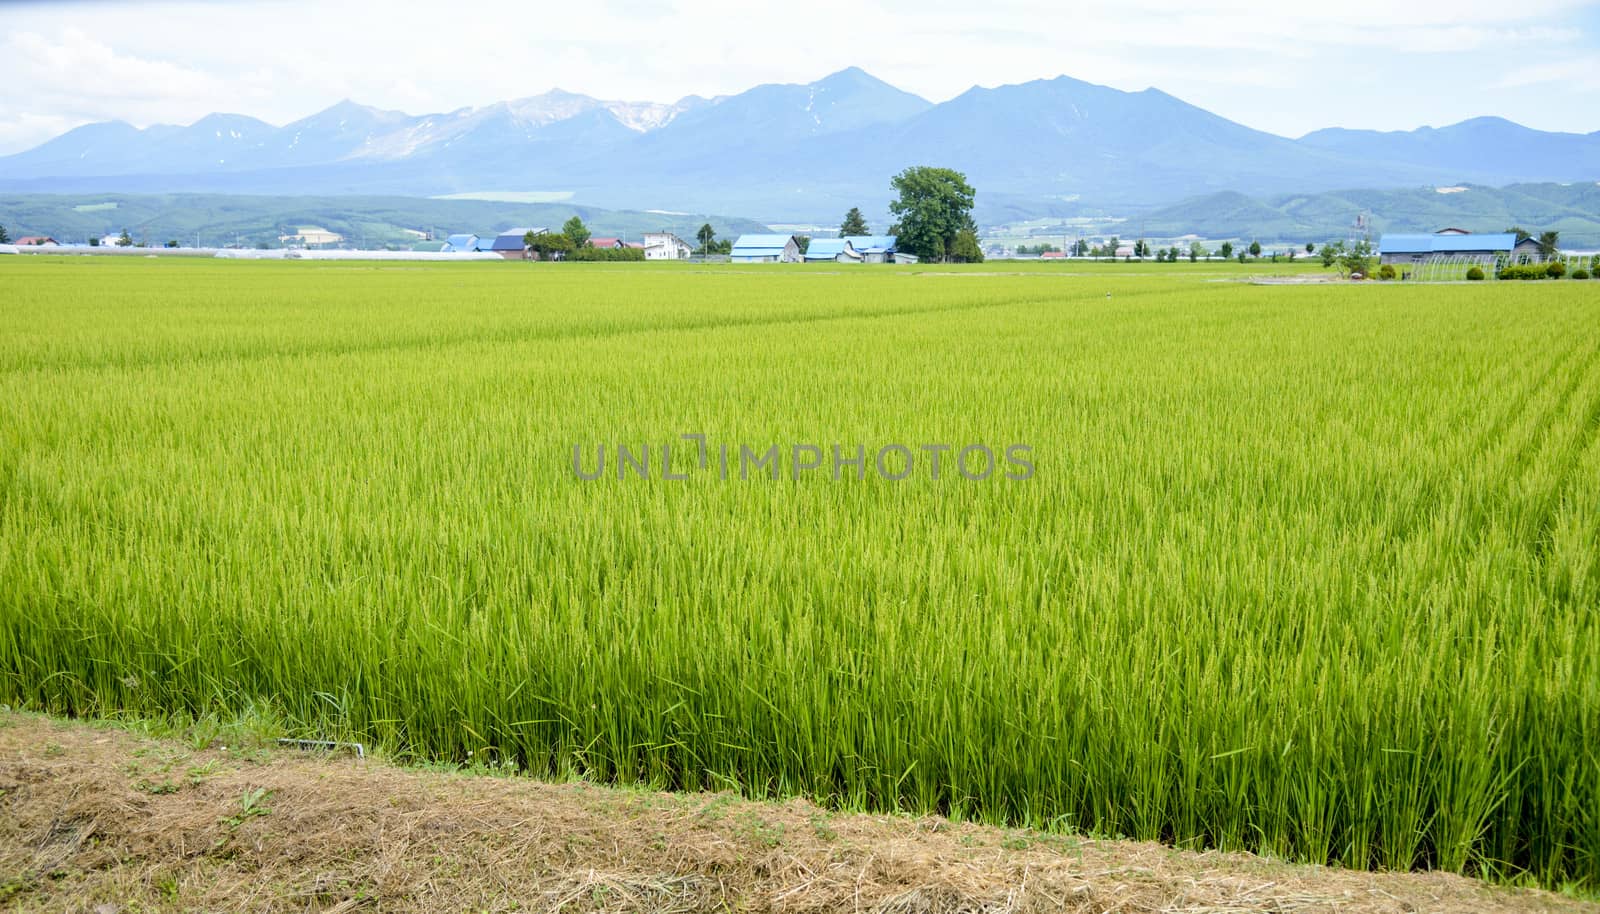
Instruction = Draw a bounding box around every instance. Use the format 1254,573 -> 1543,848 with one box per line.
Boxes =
2,67 -> 1597,224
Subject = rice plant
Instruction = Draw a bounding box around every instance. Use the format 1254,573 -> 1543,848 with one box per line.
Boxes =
1,257 -> 1595,889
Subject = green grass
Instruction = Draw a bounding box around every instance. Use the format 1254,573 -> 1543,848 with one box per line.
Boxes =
1,257 -> 1596,890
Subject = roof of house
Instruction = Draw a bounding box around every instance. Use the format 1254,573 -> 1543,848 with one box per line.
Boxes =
1039,251 -> 1067,259
844,234 -> 896,253
15,236 -> 56,245
484,228 -> 538,252
731,234 -> 798,254
804,239 -> 860,260
444,233 -> 478,249
736,233 -> 800,248
588,237 -> 623,248
1434,227 -> 1472,235
1379,233 -> 1518,255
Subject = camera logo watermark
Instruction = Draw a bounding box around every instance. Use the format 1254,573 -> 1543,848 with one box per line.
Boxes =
574,434 -> 1033,481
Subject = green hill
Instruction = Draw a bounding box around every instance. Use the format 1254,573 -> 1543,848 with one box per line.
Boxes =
1142,182 -> 1600,247
0,193 -> 769,248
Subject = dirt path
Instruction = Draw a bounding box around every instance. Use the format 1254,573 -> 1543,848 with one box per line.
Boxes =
1,712 -> 1590,913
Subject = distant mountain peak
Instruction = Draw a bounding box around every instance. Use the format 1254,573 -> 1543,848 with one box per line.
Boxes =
1,71 -> 1593,224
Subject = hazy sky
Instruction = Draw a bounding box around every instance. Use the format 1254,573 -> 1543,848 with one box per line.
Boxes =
3,0 -> 1599,155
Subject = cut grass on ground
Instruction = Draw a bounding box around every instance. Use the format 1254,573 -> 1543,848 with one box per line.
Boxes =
0,711 -> 1594,914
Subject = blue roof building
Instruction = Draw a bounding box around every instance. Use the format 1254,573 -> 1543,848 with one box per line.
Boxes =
479,227 -> 543,258
1378,231 -> 1544,265
441,233 -> 480,253
846,235 -> 896,254
845,235 -> 913,263
1378,233 -> 1518,256
803,238 -> 863,262
731,234 -> 801,263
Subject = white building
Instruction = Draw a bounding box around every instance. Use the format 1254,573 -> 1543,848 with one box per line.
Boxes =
643,231 -> 693,260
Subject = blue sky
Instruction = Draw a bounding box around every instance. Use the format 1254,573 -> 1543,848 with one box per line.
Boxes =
2,0 -> 1598,154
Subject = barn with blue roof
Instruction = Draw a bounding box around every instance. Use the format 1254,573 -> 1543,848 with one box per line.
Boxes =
731,234 -> 802,263
847,235 -> 913,264
803,238 -> 863,263
485,228 -> 542,260
1378,231 -> 1541,266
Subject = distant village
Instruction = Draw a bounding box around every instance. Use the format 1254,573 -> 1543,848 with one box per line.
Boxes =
2,216 -> 1589,280
432,227 -> 920,264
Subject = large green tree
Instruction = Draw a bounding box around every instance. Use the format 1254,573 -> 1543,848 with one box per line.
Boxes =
696,223 -> 716,253
525,230 -> 575,260
887,166 -> 977,263
562,216 -> 591,249
0,223 -> 9,243
839,207 -> 869,237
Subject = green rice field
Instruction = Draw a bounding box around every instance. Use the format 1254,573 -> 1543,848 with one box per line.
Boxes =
1,257 -> 1596,889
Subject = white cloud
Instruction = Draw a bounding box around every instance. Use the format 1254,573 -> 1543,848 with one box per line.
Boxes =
6,27 -> 227,106
0,26 -> 235,151
1497,57 -> 1600,91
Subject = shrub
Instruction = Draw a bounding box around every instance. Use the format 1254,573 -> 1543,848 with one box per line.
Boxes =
1378,264 -> 1396,281
1572,270 -> 1591,280
1466,267 -> 1485,281
1497,264 -> 1548,281
1546,261 -> 1565,279
568,246 -> 646,262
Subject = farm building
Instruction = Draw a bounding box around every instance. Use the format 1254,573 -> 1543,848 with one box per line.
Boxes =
588,237 -> 626,249
848,235 -> 904,264
731,234 -> 802,263
486,228 -> 541,260
14,236 -> 58,247
278,227 -> 342,247
440,233 -> 480,253
643,232 -> 693,260
1377,232 -> 1541,266
803,239 -> 863,263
